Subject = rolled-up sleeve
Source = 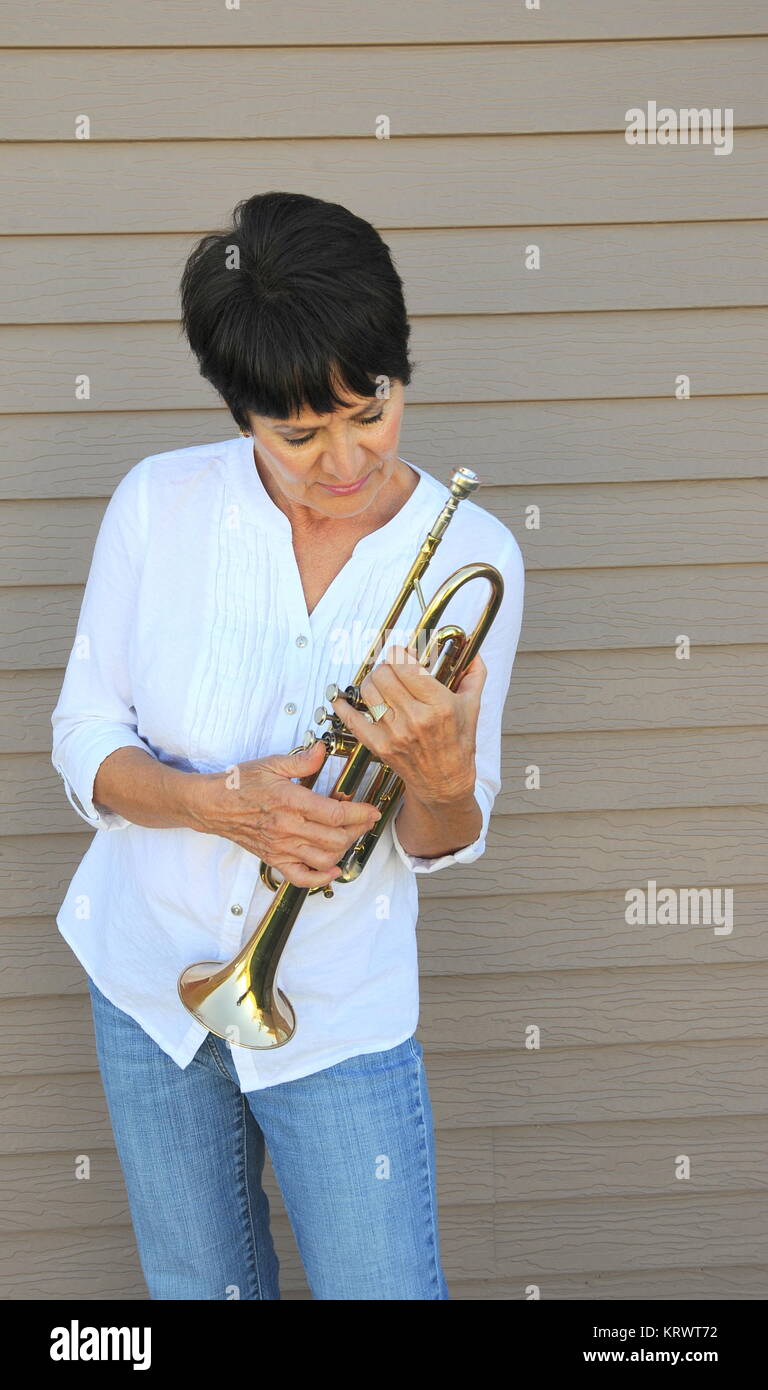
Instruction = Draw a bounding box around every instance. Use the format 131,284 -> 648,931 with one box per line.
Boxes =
51,459 -> 158,831
391,529 -> 525,873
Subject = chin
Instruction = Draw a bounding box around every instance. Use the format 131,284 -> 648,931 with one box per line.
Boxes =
321,490 -> 374,516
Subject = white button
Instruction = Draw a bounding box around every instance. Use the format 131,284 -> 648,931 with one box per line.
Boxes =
296,635 -> 308,648
284,702 -> 297,715
230,904 -> 243,916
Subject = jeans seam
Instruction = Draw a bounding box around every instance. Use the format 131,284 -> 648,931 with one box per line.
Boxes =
205,1034 -> 265,1300
205,1032 -> 234,1080
239,1094 -> 265,1300
409,1049 -> 443,1298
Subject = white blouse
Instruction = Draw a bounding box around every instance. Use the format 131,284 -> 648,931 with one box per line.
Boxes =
51,434 -> 525,1092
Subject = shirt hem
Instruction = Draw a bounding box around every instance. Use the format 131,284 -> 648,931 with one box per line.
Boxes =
58,920 -> 208,1069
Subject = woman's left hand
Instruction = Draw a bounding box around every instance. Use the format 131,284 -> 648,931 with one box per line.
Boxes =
330,645 -> 487,806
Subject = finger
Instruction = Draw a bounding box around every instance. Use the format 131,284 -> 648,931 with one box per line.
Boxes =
375,645 -> 443,704
455,653 -> 488,699
277,860 -> 341,889
279,814 -> 366,856
331,694 -> 388,756
283,780 -> 382,828
358,675 -> 386,714
288,840 -> 347,873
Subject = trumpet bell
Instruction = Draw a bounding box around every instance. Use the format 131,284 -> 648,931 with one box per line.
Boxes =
178,959 -> 296,1049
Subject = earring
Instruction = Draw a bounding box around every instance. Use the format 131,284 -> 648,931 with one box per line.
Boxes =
239,429 -> 250,437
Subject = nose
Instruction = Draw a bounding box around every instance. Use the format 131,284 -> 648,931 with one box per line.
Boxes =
322,424 -> 367,483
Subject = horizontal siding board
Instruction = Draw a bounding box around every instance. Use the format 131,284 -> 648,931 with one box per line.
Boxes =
0,1221 -> 299,1298
0,1129 -> 494,1231
0,1151 -> 131,1232
0,1226 -> 146,1299
7,224 -> 768,323
1,1242 -> 765,1301
2,1 -> 765,45
3,398 -> 768,499
417,884 -> 768,971
497,479 -> 768,568
424,1040 -> 768,1127
519,564 -> 768,651
3,1112 -> 768,1217
3,879 -> 768,1004
4,1038 -> 766,1135
0,1238 -> 765,1301
494,728 -> 768,814
3,964 -> 768,1073
423,966 -> 768,1049
4,479 -> 768,587
9,1192 -> 768,1287
2,132 -> 767,234
4,40 -> 767,140
4,311 -> 768,413
470,806 -> 768,897
0,1039 -> 765,1165
4,565 -> 767,668
0,918 -> 86,997
492,1115 -> 768,1202
440,1267 -> 768,1299
16,1113 -> 768,1233
7,724 -> 768,834
0,1076 -> 113,1156
1,229 -> 524,322
492,1192 -> 768,1279
3,649 -> 768,757
5,875 -> 768,994
3,806 -> 767,914
499,646 -> 768,734
1,1193 -> 767,1296
0,1208 -> 490,1297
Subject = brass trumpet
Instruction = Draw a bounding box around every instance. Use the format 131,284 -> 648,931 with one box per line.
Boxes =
177,467 -> 504,1048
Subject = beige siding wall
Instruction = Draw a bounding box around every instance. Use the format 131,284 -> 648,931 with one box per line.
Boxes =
1,3 -> 767,1299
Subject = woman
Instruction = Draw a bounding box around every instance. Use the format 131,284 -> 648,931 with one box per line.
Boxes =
51,191 -> 525,1300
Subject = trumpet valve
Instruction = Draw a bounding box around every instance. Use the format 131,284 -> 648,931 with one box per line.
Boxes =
325,682 -> 359,706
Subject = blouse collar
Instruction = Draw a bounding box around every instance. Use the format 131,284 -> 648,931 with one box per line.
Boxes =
232,432 -> 433,556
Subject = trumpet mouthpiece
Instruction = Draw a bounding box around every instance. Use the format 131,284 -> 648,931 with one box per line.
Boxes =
450,467 -> 480,499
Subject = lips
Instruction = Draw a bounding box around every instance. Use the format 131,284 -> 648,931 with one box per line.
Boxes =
318,471 -> 371,495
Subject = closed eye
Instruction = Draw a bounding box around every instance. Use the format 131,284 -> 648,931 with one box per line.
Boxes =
284,410 -> 385,448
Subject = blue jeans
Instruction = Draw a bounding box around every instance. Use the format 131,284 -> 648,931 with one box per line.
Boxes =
86,976 -> 450,1300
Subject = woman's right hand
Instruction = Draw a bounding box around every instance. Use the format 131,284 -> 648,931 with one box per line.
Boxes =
187,739 -> 381,888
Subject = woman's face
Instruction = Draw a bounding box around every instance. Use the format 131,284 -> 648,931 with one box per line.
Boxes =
244,379 -> 406,520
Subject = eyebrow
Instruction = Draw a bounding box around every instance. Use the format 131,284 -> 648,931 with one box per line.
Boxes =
271,401 -> 380,430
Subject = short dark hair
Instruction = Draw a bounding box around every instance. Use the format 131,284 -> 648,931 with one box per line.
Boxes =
179,191 -> 414,431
